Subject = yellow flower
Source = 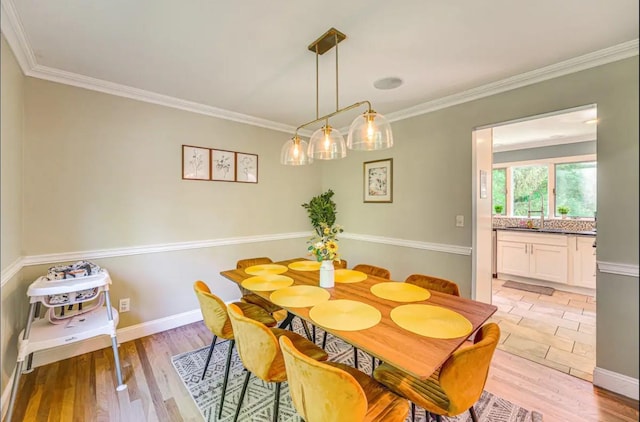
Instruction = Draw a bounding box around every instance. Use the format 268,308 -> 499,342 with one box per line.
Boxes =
323,227 -> 331,235
326,241 -> 338,252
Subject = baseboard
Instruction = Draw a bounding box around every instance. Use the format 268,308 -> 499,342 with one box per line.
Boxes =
593,367 -> 639,400
1,308 -> 204,419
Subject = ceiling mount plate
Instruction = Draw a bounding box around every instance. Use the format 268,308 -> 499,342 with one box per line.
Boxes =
308,27 -> 346,55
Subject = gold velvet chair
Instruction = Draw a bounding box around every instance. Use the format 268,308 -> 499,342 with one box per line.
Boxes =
227,303 -> 329,422
334,258 -> 348,269
352,263 -> 392,280
237,257 -> 313,340
404,273 -> 461,297
279,335 -> 409,422
193,281 -> 277,419
322,263 -> 391,373
373,323 -> 500,422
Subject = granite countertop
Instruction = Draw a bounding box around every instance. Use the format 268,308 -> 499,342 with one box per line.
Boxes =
494,227 -> 596,236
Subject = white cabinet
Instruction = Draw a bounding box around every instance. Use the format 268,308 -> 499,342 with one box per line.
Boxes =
497,231 -> 568,283
570,236 -> 597,289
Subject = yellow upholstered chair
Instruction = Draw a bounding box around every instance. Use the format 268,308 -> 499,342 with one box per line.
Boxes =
237,257 -> 314,340
193,281 -> 277,419
404,273 -> 461,297
373,323 -> 500,422
280,335 -> 409,422
334,258 -> 348,269
322,263 -> 391,373
227,303 -> 329,422
353,263 -> 391,280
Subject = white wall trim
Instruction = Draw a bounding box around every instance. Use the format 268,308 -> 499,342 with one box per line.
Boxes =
342,232 -> 472,256
28,308 -> 204,369
597,261 -> 640,277
1,2 -> 636,133
1,257 -> 24,287
593,367 -> 639,400
386,40 -> 639,123
21,232 -> 309,267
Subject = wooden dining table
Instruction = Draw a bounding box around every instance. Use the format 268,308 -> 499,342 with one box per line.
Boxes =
220,257 -> 497,380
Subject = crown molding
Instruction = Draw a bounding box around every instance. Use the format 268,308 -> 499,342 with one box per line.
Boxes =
1,0 -> 638,135
386,39 -> 639,123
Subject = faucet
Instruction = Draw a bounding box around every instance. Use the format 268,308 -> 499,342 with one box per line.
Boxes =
527,191 -> 545,229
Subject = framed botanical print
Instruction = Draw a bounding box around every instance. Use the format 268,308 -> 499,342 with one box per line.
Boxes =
236,152 -> 258,183
182,145 -> 211,180
211,149 -> 236,181
364,158 -> 393,203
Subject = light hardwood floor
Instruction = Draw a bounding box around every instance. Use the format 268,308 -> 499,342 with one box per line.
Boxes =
7,322 -> 638,422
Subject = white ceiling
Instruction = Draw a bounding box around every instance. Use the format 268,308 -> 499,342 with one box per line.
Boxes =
2,0 -> 638,142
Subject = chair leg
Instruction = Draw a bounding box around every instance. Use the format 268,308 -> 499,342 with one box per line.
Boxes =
233,371 -> 252,422
272,382 -> 282,422
201,335 -> 217,380
469,406 -> 478,422
312,325 -> 316,343
322,331 -> 328,349
218,339 -> 235,419
411,402 -> 415,422
353,347 -> 359,369
435,414 -> 442,422
300,319 -> 312,341
371,355 -> 376,375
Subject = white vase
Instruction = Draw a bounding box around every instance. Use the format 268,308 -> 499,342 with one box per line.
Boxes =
319,260 -> 335,288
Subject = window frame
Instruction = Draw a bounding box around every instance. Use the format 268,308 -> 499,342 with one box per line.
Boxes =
492,154 -> 596,220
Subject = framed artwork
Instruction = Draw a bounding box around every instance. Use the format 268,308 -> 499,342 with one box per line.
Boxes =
236,152 -> 258,183
364,158 -> 393,203
211,149 -> 236,181
182,145 -> 211,180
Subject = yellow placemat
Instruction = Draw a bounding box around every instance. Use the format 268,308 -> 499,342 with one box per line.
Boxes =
390,304 -> 473,339
334,269 -> 368,283
270,285 -> 331,308
241,274 -> 294,292
244,264 -> 288,275
370,282 -> 431,302
309,300 -> 381,331
288,260 -> 322,271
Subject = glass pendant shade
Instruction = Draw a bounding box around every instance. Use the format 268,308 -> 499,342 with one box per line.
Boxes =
308,125 -> 347,160
280,136 -> 312,165
347,110 -> 393,151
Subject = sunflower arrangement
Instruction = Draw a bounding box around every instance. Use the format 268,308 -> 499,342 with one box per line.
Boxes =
307,222 -> 344,262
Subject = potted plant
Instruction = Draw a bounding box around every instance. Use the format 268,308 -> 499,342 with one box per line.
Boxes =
558,206 -> 570,219
301,189 -> 337,235
494,204 -> 504,215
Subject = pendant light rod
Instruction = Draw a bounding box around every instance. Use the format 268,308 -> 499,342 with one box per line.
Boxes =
295,100 -> 372,134
335,31 -> 339,112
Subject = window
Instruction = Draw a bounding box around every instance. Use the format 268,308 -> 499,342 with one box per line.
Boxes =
492,155 -> 596,219
512,165 -> 548,217
492,168 -> 506,215
555,161 -> 597,218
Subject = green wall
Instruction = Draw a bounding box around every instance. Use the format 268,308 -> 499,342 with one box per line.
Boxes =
323,56 -> 639,379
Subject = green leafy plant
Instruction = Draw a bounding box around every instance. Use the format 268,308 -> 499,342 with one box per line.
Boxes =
558,206 -> 570,215
494,204 -> 504,214
301,189 -> 337,235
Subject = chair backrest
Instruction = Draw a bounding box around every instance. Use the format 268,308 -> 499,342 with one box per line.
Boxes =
334,259 -> 348,269
280,336 -> 368,422
227,303 -> 282,381
193,281 -> 234,339
438,323 -> 500,415
352,264 -> 391,279
236,257 -> 273,269
404,274 -> 461,297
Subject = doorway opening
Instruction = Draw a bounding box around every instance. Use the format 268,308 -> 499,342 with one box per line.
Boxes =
473,104 -> 597,382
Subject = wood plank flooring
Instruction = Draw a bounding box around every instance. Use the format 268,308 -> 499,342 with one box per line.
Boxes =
6,322 -> 638,422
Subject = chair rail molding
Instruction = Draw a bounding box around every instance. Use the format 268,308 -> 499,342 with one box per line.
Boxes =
597,261 -> 640,278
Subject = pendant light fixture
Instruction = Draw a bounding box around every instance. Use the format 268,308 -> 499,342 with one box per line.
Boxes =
280,28 -> 393,165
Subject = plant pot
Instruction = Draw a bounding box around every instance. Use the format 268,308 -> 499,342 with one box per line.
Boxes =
319,260 -> 335,288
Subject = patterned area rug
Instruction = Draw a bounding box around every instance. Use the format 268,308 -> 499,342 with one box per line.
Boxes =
172,321 -> 543,422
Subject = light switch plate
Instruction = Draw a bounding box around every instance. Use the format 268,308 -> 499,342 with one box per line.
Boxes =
456,215 -> 464,227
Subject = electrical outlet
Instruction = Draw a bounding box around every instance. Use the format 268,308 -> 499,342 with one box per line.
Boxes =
119,298 -> 130,313
456,215 -> 464,227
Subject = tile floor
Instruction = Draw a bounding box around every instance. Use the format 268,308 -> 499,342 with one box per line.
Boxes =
490,278 -> 596,382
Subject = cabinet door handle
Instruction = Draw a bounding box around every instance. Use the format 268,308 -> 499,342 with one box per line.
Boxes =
524,244 -> 527,254
530,244 -> 533,255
